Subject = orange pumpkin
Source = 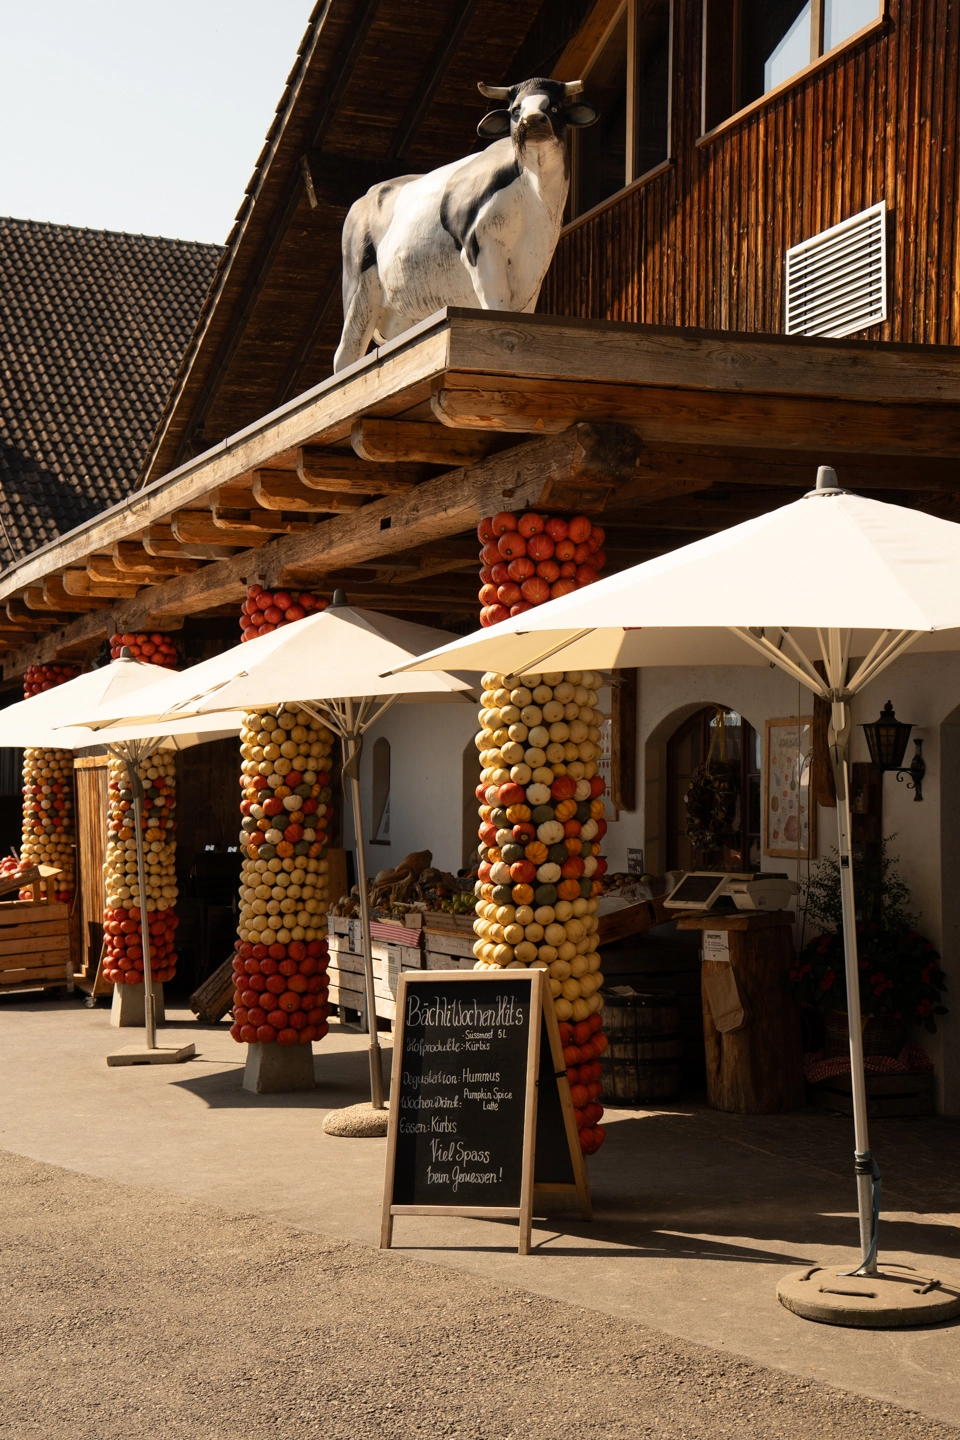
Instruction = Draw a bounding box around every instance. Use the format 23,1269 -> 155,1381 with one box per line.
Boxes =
511,882 -> 535,906
589,798 -> 606,819
505,803 -> 532,823
276,840 -> 295,857
524,840 -> 548,864
554,799 -> 578,821
564,836 -> 583,856
557,879 -> 581,900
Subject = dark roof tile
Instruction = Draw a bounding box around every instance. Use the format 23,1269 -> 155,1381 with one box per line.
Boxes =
0,217 -> 221,568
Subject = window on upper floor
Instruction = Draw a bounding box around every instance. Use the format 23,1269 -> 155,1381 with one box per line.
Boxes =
702,0 -> 883,134
569,0 -> 673,221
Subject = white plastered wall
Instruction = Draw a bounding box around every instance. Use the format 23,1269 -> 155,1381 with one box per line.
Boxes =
341,697 -> 480,879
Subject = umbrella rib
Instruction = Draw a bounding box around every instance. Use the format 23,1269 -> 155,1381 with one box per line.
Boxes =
778,629 -> 828,690
728,627 -> 828,696
847,630 -> 918,694
502,628 -> 596,684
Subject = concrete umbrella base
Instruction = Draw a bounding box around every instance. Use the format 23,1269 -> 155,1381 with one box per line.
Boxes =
322,1102 -> 389,1137
778,1264 -> 960,1327
242,1041 -> 315,1094
111,982 -> 165,1027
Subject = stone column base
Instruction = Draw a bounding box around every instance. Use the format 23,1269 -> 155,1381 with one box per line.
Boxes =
110,982 -> 165,1028
242,1041 -> 315,1093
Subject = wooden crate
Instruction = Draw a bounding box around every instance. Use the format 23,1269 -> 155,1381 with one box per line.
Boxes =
809,1070 -> 936,1118
0,900 -> 73,993
189,954 -> 236,1024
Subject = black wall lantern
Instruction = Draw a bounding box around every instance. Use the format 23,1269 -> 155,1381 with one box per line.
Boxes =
861,701 -> 925,801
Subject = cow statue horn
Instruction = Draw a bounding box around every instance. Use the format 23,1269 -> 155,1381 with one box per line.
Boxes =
562,80 -> 584,99
477,82 -> 511,99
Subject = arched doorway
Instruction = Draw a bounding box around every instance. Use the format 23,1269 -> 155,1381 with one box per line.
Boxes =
666,706 -> 761,873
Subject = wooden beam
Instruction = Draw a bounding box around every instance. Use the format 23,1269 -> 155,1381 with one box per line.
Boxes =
143,527 -> 240,561
351,418 -> 497,467
111,544 -> 201,577
296,448 -> 423,493
552,0 -> 624,81
609,444 -> 960,494
251,472 -> 367,513
7,601 -> 59,629
61,570 -> 140,600
432,379 -> 960,457
41,578 -> 111,612
172,511 -> 294,545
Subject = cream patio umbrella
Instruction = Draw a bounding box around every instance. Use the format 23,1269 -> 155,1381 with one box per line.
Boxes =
0,653 -> 237,1061
63,596 -> 473,1108
385,467 -> 960,1325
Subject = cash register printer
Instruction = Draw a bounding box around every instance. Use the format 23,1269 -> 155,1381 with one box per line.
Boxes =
663,871 -> 799,913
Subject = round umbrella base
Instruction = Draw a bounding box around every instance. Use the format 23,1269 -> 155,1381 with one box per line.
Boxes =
778,1264 -> 960,1328
322,1102 -> 389,1137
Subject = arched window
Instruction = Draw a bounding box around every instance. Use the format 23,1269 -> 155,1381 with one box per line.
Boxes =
370,737 -> 390,844
666,706 -> 761,873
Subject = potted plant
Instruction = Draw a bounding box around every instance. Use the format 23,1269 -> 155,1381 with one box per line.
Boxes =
791,840 -> 947,1055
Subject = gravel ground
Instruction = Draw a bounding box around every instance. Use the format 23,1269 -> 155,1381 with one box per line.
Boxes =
1,1149 -> 957,1440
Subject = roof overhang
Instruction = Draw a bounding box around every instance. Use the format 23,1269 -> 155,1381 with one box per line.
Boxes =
3,308 -> 960,677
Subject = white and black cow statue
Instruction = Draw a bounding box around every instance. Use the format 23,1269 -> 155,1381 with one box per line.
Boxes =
333,77 -> 598,372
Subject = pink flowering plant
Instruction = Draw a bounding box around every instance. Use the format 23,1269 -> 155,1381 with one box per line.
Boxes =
791,841 -> 948,1033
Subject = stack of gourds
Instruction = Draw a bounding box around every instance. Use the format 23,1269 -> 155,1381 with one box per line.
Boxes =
102,752 -> 179,985
472,668 -> 609,1155
109,632 -> 178,667
20,666 -> 78,902
231,585 -> 336,1047
478,511 -> 606,628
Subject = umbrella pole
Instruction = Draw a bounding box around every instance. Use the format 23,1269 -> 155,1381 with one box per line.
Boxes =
343,699 -> 384,1109
829,707 -> 879,1275
123,751 -> 157,1051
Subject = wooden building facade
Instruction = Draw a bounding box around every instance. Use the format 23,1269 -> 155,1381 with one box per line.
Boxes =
1,0 -> 959,1101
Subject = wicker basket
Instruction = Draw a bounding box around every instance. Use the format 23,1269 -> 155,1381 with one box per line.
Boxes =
824,1008 -> 906,1058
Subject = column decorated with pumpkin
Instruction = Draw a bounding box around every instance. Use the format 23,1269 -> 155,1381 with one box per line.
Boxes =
102,633 -> 181,988
230,585 -> 335,1048
19,664 -> 78,902
472,512 -> 609,1156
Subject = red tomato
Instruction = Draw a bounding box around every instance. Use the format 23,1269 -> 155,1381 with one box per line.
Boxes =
520,576 -> 550,604
491,510 -> 518,535
497,532 -> 527,560
507,556 -> 535,581
517,512 -> 545,537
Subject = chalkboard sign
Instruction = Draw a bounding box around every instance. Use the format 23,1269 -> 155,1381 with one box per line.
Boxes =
380,969 -> 591,1254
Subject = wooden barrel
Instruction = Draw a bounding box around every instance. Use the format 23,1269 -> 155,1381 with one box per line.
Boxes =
600,990 -> 683,1104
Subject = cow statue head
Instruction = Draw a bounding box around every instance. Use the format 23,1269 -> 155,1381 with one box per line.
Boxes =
476,78 -> 598,153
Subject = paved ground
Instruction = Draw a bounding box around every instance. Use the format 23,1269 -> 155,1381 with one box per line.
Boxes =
3,1148 -> 958,1440
1,991 -> 959,1436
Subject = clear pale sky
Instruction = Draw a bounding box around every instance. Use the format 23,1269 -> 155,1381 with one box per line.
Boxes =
0,1 -> 315,245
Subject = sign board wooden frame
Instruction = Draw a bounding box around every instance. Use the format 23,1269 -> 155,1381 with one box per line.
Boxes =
380,969 -> 591,1255
764,715 -> 817,860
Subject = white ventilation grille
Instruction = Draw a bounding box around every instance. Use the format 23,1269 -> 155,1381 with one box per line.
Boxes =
785,202 -> 887,338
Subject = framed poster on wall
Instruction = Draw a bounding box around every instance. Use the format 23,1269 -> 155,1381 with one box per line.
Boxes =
764,717 -> 816,860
